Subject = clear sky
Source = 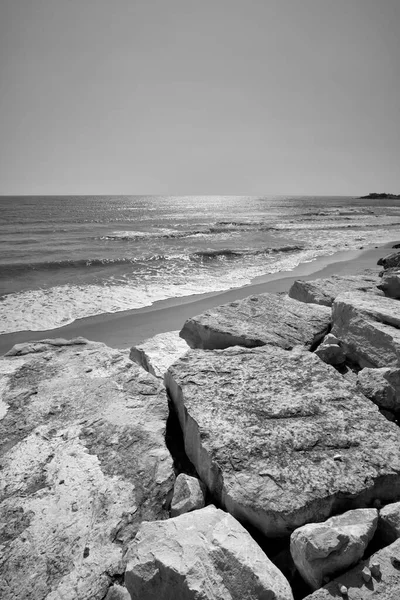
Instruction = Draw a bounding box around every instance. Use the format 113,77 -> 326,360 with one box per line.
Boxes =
0,0 -> 399,196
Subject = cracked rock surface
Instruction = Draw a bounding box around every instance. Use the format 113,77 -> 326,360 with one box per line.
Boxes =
166,345 -> 400,538
130,330 -> 189,378
180,292 -> 331,350
0,338 -> 174,600
125,505 -> 294,600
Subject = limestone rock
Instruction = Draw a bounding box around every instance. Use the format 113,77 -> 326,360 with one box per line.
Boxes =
303,538 -> 400,599
180,292 -> 331,350
0,339 -> 174,600
105,584 -> 132,600
315,334 -> 346,366
290,508 -> 378,590
377,268 -> 400,299
166,346 -> 400,538
357,367 -> 400,412
378,501 -> 400,545
377,251 -> 400,269
130,330 -> 189,378
332,292 -> 400,367
289,273 -> 381,307
171,473 -> 206,517
125,505 -> 294,600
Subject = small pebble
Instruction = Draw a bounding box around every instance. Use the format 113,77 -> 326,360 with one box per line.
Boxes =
391,555 -> 400,569
85,367 -> 93,373
340,584 -> 348,596
370,562 -> 381,577
333,454 -> 343,461
362,566 -> 371,582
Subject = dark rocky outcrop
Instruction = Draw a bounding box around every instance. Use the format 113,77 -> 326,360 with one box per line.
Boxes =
125,505 -> 294,600
377,268 -> 400,298
180,293 -> 331,350
377,251 -> 400,270
0,339 -> 174,600
332,292 -> 400,368
289,273 -> 381,307
165,345 -> 400,538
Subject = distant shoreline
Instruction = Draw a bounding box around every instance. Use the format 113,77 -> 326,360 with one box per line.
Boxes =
0,240 -> 396,356
358,193 -> 400,199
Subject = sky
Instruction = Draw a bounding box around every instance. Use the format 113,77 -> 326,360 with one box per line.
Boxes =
0,0 -> 399,196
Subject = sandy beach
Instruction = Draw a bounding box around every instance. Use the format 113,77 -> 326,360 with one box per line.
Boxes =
0,241 -> 395,357
0,240 -> 397,355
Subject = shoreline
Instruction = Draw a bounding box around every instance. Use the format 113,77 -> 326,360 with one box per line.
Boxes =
0,241 -> 395,356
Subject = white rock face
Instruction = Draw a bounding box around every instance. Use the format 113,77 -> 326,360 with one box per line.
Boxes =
378,268 -> 400,299
378,501 -> 400,545
290,508 -> 378,590
130,330 -> 189,378
303,538 -> 400,599
180,292 -> 331,350
166,345 -> 400,538
0,339 -> 174,600
332,292 -> 400,367
125,505 -> 294,600
357,367 -> 400,412
171,473 -> 206,517
289,273 -> 381,306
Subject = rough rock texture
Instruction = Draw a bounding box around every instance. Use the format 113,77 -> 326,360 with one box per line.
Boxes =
180,293 -> 331,350
104,584 -> 132,600
377,251 -> 400,269
332,292 -> 400,367
165,346 -> 400,538
303,538 -> 400,599
290,508 -> 378,589
125,505 -> 294,600
171,473 -> 206,517
129,330 -> 189,378
357,367 -> 400,412
0,339 -> 174,600
377,268 -> 400,299
289,273 -> 381,306
378,501 -> 400,545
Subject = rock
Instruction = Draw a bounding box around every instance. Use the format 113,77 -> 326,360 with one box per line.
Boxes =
165,345 -> 400,538
0,339 -> 174,600
180,292 -> 331,350
315,341 -> 346,366
303,538 -> 400,599
130,330 -> 189,378
321,333 -> 341,346
357,367 -> 400,412
332,292 -> 400,367
377,251 -> 400,269
289,273 -> 381,307
290,508 -> 378,589
125,505 -> 294,600
171,473 -> 206,517
104,584 -> 132,600
378,501 -> 400,545
377,268 -> 400,299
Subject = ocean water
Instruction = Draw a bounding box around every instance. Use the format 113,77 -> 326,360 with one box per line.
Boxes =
1,195 -> 400,335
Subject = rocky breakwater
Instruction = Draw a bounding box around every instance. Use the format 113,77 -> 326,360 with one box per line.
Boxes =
0,338 -> 174,600
165,344 -> 400,538
180,292 -> 331,350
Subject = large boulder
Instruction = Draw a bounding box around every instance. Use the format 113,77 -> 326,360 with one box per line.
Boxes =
290,508 -> 378,590
130,330 -> 189,378
357,367 -> 400,412
180,293 -> 331,350
125,505 -> 294,600
170,473 -> 206,517
377,251 -> 400,269
165,346 -> 400,538
377,268 -> 400,299
303,538 -> 400,599
332,292 -> 400,367
0,339 -> 174,600
289,273 -> 381,307
378,501 -> 400,545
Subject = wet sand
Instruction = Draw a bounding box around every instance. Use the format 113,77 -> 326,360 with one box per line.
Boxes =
0,241 -> 394,356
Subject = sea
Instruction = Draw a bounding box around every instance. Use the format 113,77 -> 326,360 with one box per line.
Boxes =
1,195 -> 400,335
